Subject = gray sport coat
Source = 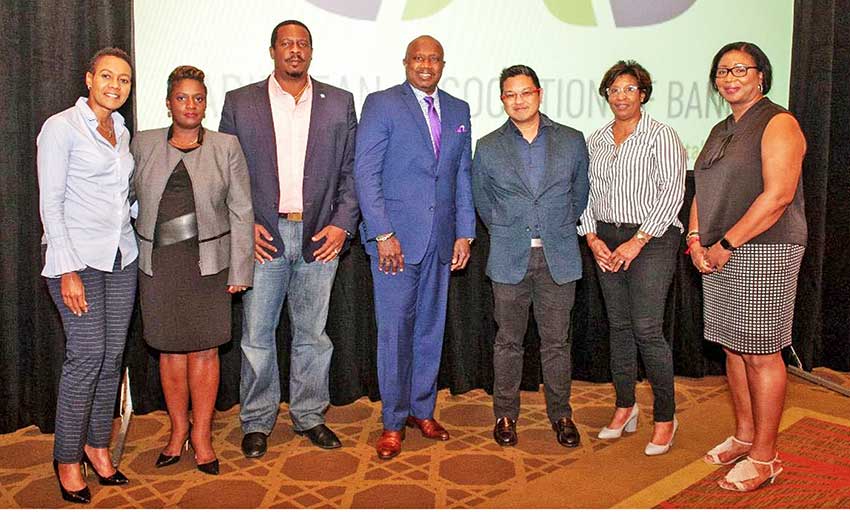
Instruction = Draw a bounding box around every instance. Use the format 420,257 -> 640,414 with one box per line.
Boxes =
131,128 -> 254,286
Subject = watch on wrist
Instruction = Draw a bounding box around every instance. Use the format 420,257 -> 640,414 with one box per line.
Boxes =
375,232 -> 395,242
634,230 -> 650,246
719,237 -> 737,251
466,238 -> 474,245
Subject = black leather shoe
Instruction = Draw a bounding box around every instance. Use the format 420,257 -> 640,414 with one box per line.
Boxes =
295,424 -> 342,449
552,417 -> 581,448
241,432 -> 268,458
493,417 -> 518,446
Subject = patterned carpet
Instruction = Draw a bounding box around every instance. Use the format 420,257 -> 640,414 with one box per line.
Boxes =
0,369 -> 847,508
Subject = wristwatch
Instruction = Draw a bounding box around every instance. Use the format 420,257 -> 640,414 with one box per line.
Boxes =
634,231 -> 650,246
719,237 -> 738,251
375,232 -> 395,242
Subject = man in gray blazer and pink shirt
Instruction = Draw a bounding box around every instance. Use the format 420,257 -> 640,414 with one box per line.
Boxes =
471,65 -> 589,449
219,19 -> 359,457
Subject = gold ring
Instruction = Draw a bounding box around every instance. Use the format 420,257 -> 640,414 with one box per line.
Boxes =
333,248 -> 340,254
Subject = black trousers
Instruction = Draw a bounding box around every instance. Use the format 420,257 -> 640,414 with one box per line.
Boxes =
595,223 -> 677,422
491,248 -> 576,423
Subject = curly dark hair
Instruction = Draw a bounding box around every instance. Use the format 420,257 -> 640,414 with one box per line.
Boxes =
598,60 -> 652,104
167,65 -> 207,97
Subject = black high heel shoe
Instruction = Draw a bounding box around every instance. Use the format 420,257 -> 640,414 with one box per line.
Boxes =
196,458 -> 220,475
53,459 -> 91,504
155,436 -> 190,468
81,452 -> 129,485
189,437 -> 220,475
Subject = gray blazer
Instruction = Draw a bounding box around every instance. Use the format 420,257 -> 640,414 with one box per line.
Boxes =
131,128 -> 254,286
472,115 -> 589,285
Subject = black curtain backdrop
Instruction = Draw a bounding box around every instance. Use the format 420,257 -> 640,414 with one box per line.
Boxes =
1,0 -> 847,435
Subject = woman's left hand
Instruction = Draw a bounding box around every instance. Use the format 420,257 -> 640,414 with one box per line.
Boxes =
610,238 -> 644,272
705,243 -> 732,272
227,285 -> 248,294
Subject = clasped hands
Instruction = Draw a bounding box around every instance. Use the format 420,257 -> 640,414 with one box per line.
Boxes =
587,235 -> 644,272
376,237 -> 471,275
688,242 -> 732,274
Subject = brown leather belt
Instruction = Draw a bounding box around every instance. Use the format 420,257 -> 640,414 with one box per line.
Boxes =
279,212 -> 303,221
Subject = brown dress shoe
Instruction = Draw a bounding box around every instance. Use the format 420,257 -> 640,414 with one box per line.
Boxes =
493,417 -> 518,446
376,430 -> 404,459
552,417 -> 581,448
406,416 -> 450,440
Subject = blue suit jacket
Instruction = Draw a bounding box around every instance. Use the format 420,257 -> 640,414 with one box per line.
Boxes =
219,77 -> 359,263
472,115 -> 589,285
355,83 -> 475,264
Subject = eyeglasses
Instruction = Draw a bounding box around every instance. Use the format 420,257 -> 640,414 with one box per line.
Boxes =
410,55 -> 444,65
605,85 -> 641,97
715,65 -> 759,78
279,39 -> 310,49
501,88 -> 540,102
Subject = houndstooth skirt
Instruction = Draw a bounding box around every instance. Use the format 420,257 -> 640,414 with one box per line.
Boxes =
702,243 -> 805,354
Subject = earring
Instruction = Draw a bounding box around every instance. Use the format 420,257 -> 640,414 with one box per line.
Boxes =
758,84 -> 763,92
167,111 -> 172,118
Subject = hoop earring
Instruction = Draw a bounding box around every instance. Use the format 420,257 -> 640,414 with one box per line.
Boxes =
758,84 -> 763,92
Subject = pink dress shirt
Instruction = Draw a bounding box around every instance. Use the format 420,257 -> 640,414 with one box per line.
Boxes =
268,75 -> 312,213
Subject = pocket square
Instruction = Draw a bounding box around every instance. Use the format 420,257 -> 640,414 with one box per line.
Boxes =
456,124 -> 467,133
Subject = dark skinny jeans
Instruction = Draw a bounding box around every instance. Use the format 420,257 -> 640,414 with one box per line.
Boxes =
595,223 -> 677,422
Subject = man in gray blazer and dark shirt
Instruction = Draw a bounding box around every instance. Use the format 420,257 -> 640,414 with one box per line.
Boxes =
472,65 -> 589,449
219,20 -> 359,457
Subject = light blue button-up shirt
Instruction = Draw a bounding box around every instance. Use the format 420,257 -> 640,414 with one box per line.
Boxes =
37,97 -> 138,278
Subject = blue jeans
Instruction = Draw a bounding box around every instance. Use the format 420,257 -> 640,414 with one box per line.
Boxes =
239,219 -> 338,434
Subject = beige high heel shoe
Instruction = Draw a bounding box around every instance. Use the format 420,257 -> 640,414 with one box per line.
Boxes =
704,436 -> 752,465
644,417 -> 678,456
718,454 -> 783,492
598,404 -> 639,440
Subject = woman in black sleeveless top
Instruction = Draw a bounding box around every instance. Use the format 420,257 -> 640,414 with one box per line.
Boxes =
690,42 -> 807,492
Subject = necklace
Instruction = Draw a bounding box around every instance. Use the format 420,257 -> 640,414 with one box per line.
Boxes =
97,120 -> 115,140
292,80 -> 310,102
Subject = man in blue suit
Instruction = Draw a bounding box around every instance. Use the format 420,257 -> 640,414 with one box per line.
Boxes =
219,20 -> 359,457
355,35 -> 475,460
472,65 -> 589,448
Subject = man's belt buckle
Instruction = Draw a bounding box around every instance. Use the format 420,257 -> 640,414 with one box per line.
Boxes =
280,212 -> 303,222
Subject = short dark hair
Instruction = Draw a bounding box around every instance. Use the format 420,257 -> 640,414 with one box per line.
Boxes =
87,47 -> 132,74
709,41 -> 772,94
167,65 -> 207,97
499,65 -> 540,94
270,20 -> 313,48
598,60 -> 652,103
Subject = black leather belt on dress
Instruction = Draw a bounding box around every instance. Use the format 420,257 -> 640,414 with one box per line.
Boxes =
279,212 -> 303,221
154,212 -> 199,247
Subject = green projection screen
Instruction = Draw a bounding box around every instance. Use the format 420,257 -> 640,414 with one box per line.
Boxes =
133,0 -> 794,164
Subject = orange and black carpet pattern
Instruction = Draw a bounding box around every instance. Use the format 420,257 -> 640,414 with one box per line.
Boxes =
0,369 -> 848,508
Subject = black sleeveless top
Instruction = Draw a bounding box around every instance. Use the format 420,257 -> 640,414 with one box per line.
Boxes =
693,97 -> 806,246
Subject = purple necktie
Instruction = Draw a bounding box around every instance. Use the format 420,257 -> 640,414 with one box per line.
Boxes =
424,96 -> 441,159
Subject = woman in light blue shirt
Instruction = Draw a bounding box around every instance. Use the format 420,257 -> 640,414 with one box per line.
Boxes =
37,47 -> 137,504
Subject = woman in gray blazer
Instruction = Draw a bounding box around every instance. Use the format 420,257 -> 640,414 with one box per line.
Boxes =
132,66 -> 253,475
